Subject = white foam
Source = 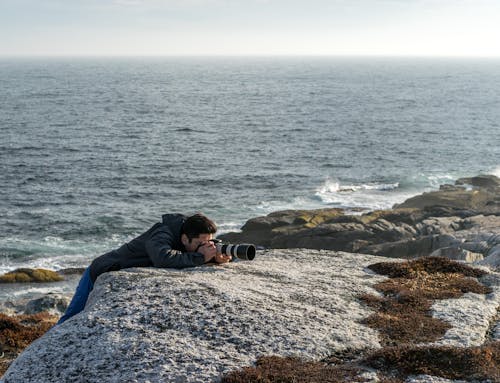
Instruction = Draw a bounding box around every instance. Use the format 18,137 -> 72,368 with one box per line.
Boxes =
0,234 -> 131,274
492,166 -> 500,178
217,221 -> 243,235
426,174 -> 456,188
316,178 -> 399,195
316,179 -> 340,193
314,178 -> 408,210
255,196 -> 320,212
0,254 -> 92,275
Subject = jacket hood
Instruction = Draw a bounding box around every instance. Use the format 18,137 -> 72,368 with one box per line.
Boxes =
162,213 -> 187,227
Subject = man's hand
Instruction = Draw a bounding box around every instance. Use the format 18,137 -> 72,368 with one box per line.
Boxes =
198,242 -> 217,263
213,252 -> 232,264
197,242 -> 231,264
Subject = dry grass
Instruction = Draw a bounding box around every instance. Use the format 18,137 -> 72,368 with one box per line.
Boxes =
374,272 -> 491,300
0,312 -> 58,376
220,356 -> 366,383
364,342 -> 500,381
367,256 -> 487,279
360,292 -> 451,346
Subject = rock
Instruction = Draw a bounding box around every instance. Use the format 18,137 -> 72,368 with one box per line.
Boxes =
3,250 -> 499,383
360,235 -> 462,259
222,209 -> 422,252
330,208 -> 423,226
219,208 -> 344,247
0,269 -> 63,283
270,222 -> 373,250
0,300 -> 28,316
480,249 -> 500,270
0,294 -> 70,317
395,175 -> 500,215
2,250 -> 389,382
395,188 -> 494,212
432,288 -> 499,347
461,215 -> 500,231
455,174 -> 500,190
416,216 -> 464,235
430,247 -> 484,263
219,175 -> 499,263
56,267 -> 86,276
24,294 -> 70,315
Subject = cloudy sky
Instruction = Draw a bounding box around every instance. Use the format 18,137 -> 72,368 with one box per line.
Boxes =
1,0 -> 499,56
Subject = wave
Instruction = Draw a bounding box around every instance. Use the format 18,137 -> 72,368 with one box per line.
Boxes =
424,174 -> 456,189
249,173 -> 460,218
316,179 -> 400,194
492,166 -> 500,178
312,172 -> 490,211
314,178 -> 419,211
0,234 -> 131,274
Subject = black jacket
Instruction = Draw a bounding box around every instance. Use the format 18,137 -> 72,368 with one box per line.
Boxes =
89,214 -> 205,282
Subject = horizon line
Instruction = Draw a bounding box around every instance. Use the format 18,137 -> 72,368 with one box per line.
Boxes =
1,53 -> 500,59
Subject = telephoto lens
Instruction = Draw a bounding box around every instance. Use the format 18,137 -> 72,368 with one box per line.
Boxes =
215,242 -> 256,261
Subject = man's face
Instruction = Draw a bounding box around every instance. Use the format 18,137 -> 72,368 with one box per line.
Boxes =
182,233 -> 214,252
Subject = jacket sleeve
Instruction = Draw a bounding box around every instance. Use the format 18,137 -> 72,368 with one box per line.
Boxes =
145,226 -> 205,268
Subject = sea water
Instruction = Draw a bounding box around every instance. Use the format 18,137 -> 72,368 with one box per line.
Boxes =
1,56 -> 499,274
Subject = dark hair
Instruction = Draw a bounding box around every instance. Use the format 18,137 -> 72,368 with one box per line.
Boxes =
182,213 -> 217,240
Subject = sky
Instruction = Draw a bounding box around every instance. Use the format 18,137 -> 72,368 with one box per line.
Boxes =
1,0 -> 499,57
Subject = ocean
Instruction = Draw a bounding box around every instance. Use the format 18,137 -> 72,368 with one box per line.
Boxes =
1,56 -> 499,277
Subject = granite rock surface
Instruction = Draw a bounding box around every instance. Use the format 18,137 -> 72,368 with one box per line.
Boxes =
3,250 -> 386,382
3,249 -> 500,383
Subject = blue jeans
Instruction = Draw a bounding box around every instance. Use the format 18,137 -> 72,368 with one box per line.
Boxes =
57,267 -> 94,325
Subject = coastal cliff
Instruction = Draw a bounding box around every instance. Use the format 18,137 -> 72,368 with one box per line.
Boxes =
3,250 -> 500,382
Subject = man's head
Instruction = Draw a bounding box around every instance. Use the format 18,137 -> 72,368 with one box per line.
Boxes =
181,213 -> 217,252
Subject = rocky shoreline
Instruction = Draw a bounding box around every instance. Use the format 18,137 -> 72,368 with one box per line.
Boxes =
2,174 -> 499,318
1,174 -> 499,381
220,174 -> 500,269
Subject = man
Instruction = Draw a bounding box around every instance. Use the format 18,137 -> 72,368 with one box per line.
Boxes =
58,213 -> 230,324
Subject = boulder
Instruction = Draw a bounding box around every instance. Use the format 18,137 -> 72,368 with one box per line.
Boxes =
395,188 -> 494,212
461,215 -> 500,231
429,247 -> 484,263
359,235 -> 462,259
455,174 -> 500,190
0,294 -> 70,317
395,175 -> 500,215
0,300 -> 28,317
219,208 -> 344,247
3,250 -> 499,383
221,209 -> 421,251
24,294 -> 70,316
479,241 -> 500,270
56,267 -> 86,276
416,216 -> 464,235
2,250 -> 389,382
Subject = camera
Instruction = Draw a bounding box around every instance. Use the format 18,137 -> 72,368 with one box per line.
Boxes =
210,239 -> 256,261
